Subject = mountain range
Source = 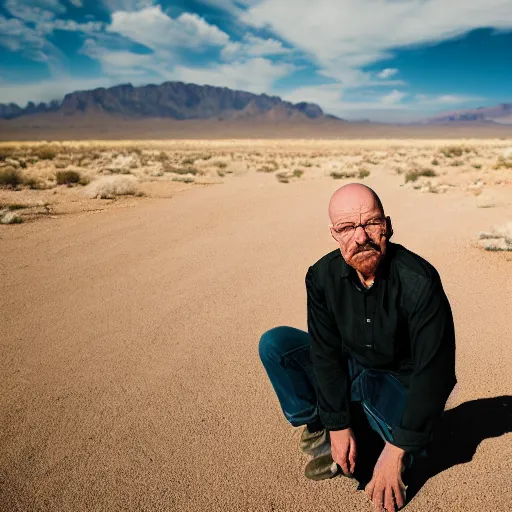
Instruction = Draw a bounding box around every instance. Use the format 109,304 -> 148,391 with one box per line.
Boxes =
426,103 -> 512,125
0,82 -> 329,122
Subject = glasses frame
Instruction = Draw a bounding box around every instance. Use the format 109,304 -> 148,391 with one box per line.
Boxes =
329,216 -> 387,240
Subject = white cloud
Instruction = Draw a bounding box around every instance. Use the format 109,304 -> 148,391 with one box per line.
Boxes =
38,19 -> 103,33
4,0 -> 66,23
0,15 -> 64,68
108,6 -> 229,50
221,33 -> 291,59
174,57 -> 296,94
68,0 -> 83,7
102,0 -> 154,12
414,93 -> 484,106
377,68 -> 398,79
381,89 -> 407,105
240,0 -> 512,88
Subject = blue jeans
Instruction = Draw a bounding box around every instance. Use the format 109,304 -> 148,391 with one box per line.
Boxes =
258,326 -> 408,446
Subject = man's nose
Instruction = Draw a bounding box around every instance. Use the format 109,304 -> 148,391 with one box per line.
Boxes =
354,225 -> 368,244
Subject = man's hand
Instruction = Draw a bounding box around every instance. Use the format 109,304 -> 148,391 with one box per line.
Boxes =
365,442 -> 406,512
329,427 -> 357,476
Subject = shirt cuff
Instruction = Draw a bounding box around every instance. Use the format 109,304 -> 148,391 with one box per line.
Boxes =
391,426 -> 431,452
319,409 -> 351,431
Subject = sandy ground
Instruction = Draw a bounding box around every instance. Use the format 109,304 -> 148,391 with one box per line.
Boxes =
0,146 -> 511,511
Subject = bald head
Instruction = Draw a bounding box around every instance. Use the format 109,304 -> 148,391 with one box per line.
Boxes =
328,183 -> 384,226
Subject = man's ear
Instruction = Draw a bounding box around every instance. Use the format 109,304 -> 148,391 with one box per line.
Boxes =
385,216 -> 393,240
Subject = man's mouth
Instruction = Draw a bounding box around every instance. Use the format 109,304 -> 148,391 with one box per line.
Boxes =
355,243 -> 380,254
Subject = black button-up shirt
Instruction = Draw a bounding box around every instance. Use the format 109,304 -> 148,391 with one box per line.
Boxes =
305,242 -> 456,451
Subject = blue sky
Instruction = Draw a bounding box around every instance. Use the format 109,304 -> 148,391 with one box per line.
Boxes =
1,0 -> 511,122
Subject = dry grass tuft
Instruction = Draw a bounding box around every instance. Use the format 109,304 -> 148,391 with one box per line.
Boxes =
84,176 -> 139,199
478,222 -> 512,251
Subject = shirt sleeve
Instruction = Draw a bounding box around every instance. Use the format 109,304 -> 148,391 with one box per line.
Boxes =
305,266 -> 351,430
392,272 -> 457,451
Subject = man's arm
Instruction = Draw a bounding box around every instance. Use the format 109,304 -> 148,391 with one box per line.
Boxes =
393,271 -> 457,452
305,266 -> 350,430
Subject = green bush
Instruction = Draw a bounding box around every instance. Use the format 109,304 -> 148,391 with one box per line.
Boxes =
358,169 -> 371,179
56,170 -> 81,185
0,167 -> 22,188
293,169 -> 304,178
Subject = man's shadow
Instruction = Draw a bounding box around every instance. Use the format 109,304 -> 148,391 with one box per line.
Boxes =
350,396 -> 512,505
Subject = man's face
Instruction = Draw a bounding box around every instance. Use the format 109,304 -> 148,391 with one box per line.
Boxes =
329,201 -> 388,276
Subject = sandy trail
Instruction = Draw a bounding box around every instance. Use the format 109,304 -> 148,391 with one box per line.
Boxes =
1,169 -> 511,511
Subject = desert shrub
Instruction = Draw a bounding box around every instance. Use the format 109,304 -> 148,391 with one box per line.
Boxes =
451,160 -> 463,167
22,176 -> 42,189
405,168 -> 436,183
172,176 -> 194,183
276,172 -> 289,183
473,164 -> 482,169
293,169 -> 304,178
330,171 -> 355,179
0,211 -> 23,224
493,158 -> 512,170
0,147 -> 14,161
358,169 -> 371,179
215,162 -> 228,169
182,157 -> 196,165
405,171 -> 419,183
431,159 -> 439,166
56,170 -> 81,185
217,170 -> 225,177
157,152 -> 169,162
440,146 -> 463,158
33,145 -> 58,160
257,165 -> 276,173
7,204 -> 26,210
84,176 -> 138,199
301,161 -> 313,167
0,167 -> 22,188
174,167 -> 198,175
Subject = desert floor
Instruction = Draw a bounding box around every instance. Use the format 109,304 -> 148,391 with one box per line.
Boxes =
0,140 -> 511,511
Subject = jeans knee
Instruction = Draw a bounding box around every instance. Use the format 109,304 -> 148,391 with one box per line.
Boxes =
259,326 -> 308,365
259,327 -> 284,365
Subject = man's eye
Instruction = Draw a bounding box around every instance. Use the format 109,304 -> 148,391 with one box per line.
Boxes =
339,225 -> 354,233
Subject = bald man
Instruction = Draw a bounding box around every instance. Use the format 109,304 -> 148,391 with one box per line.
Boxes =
259,184 -> 456,512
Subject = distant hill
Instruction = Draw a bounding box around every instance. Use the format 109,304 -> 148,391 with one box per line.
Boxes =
427,103 -> 512,125
0,81 -> 329,122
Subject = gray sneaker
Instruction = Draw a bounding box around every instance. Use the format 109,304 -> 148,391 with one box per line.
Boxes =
304,453 -> 340,480
299,427 -> 330,456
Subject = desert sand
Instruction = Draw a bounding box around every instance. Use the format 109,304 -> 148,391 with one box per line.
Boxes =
0,140 -> 511,511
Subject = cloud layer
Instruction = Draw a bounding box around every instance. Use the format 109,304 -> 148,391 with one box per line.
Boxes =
0,0 -> 510,119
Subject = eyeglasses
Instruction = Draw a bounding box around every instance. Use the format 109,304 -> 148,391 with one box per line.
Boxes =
329,217 -> 386,239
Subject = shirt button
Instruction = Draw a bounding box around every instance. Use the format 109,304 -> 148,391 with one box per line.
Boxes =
367,318 -> 371,323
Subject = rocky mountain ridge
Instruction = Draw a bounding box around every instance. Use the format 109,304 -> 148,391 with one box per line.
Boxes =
0,81 -> 327,121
